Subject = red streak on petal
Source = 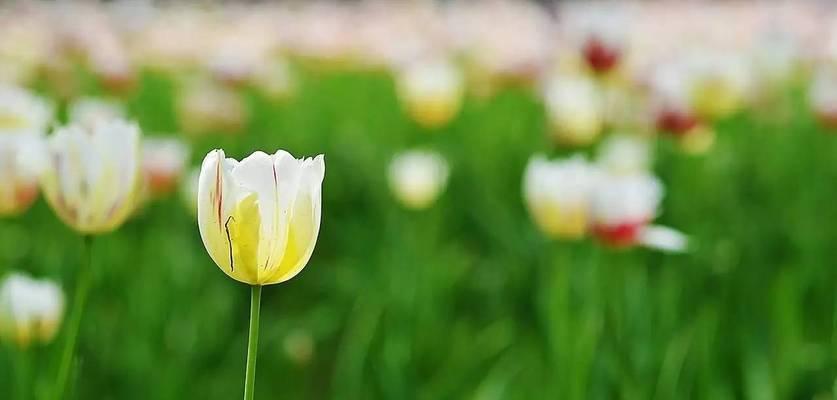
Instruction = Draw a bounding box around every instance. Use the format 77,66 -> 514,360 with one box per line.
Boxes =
593,221 -> 646,248
215,153 -> 223,232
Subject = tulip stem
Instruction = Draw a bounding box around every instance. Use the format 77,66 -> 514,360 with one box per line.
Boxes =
15,348 -> 30,400
244,285 -> 262,400
53,235 -> 93,400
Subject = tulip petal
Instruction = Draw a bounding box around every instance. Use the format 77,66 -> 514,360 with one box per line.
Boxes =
266,155 -> 324,284
231,150 -> 303,279
638,225 -> 688,253
227,192 -> 261,283
198,149 -> 241,278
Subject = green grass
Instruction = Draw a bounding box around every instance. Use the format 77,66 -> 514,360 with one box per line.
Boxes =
1,68 -> 835,399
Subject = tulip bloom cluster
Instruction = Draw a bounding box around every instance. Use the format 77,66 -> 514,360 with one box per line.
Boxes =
0,2 -> 824,139
524,135 -> 687,252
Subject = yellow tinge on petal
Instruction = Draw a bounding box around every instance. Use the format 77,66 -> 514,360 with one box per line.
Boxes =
405,96 -> 462,129
0,111 -> 28,131
532,201 -> 588,240
40,119 -> 141,234
227,193 -> 262,284
691,78 -> 744,121
264,188 -> 317,284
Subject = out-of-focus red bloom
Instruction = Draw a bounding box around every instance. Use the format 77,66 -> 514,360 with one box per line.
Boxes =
655,108 -> 699,136
583,37 -> 620,75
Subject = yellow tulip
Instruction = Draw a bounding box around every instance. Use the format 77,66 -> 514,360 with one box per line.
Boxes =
197,149 -> 325,286
40,119 -> 142,234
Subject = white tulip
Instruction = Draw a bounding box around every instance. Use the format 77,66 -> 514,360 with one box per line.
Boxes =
543,73 -> 603,146
809,67 -> 837,127
396,59 -> 464,128
0,84 -> 52,136
388,150 -> 449,210
591,171 -> 686,252
40,118 -> 142,234
177,77 -> 247,135
596,134 -> 653,176
0,85 -> 52,215
142,137 -> 190,196
198,149 -> 325,286
0,272 -> 64,348
0,136 -> 43,215
591,172 -> 661,233
686,49 -> 752,120
523,154 -> 599,239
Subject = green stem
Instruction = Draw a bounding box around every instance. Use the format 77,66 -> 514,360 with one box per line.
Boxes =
244,285 -> 262,400
53,235 -> 93,400
15,348 -> 30,400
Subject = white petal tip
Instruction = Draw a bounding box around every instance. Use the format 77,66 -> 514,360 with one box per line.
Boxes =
639,225 -> 688,253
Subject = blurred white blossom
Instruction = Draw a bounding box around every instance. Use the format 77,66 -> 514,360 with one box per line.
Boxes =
0,272 -> 64,348
388,150 -> 449,210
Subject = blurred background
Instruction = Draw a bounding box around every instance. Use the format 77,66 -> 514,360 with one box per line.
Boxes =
1,1 -> 836,399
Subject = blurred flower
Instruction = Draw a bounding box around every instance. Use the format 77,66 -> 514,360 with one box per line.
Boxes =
677,125 -> 716,155
0,138 -> 42,216
688,50 -> 752,120
809,67 -> 837,128
0,15 -> 52,86
88,35 -> 136,93
572,7 -> 628,75
649,61 -> 702,136
751,28 -> 800,96
543,73 -> 603,146
523,155 -> 598,240
388,150 -> 449,210
601,82 -> 654,133
198,149 -> 325,285
131,8 -> 211,73
205,28 -> 274,87
39,118 -> 142,234
0,272 -> 64,348
0,85 -> 51,216
0,85 -> 52,135
596,134 -> 652,176
283,329 -> 315,366
447,1 -> 554,93
176,77 -> 248,136
68,97 -> 125,131
142,137 -> 190,197
590,171 -> 686,252
655,105 -> 700,137
396,58 -> 464,129
252,57 -> 296,101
